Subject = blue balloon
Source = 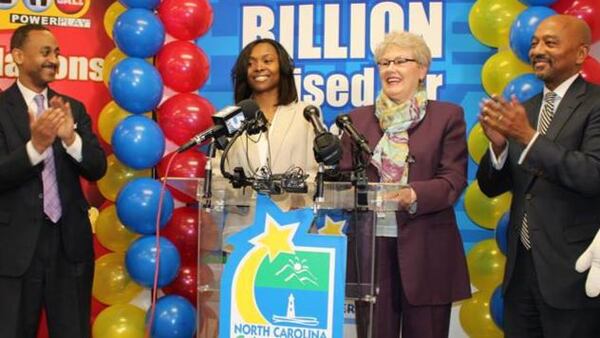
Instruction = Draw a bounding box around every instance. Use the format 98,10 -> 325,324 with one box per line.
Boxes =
510,6 -> 556,62
490,286 -> 504,329
112,115 -> 165,170
125,236 -> 181,288
119,0 -> 160,10
495,212 -> 510,255
110,57 -> 163,114
116,178 -> 174,234
149,295 -> 197,338
502,73 -> 544,103
113,8 -> 165,58
519,0 -> 557,5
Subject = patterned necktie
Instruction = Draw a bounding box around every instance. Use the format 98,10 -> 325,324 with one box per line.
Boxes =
34,94 -> 62,223
520,91 -> 557,249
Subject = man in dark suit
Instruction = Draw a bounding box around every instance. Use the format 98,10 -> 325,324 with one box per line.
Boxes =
478,15 -> 600,337
0,24 -> 106,338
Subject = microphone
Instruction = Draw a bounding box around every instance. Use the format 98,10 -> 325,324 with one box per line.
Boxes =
238,99 -> 260,120
238,99 -> 267,135
303,105 -> 341,166
303,105 -> 327,135
335,114 -> 371,156
177,99 -> 260,153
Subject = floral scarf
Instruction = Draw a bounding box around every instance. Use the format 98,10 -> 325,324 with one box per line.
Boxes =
371,85 -> 428,183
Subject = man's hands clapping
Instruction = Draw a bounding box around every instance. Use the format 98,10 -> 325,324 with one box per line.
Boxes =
479,95 -> 537,153
29,96 -> 75,154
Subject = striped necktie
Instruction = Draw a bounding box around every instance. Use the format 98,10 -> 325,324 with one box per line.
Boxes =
34,94 -> 62,223
520,91 -> 557,249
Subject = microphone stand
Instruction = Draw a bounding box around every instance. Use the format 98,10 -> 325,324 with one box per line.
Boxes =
202,142 -> 215,209
352,145 -> 368,210
219,116 -> 266,190
313,162 -> 325,213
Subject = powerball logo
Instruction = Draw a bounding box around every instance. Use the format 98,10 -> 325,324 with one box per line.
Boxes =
0,0 -> 91,30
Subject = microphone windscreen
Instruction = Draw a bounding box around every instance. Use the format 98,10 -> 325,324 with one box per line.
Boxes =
303,105 -> 320,121
314,132 -> 341,166
334,114 -> 352,128
238,99 -> 260,119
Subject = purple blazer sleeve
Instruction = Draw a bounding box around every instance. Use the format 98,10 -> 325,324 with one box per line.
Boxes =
409,103 -> 468,216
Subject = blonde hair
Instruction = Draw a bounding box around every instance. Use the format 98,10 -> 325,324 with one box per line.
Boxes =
374,31 -> 432,68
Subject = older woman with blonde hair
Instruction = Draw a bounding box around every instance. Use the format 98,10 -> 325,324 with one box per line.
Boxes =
339,31 -> 471,338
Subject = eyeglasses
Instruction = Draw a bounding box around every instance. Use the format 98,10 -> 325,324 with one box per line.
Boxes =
377,57 -> 417,68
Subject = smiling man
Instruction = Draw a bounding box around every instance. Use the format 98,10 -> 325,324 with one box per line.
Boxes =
477,15 -> 600,337
0,24 -> 106,338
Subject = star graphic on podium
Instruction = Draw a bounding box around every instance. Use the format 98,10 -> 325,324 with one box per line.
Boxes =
318,215 -> 346,236
250,214 -> 299,262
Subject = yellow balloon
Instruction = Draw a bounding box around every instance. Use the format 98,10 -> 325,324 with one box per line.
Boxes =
459,290 -> 503,338
97,154 -> 151,202
103,1 -> 126,40
468,0 -> 526,48
96,204 -> 139,252
92,304 -> 146,338
102,48 -> 126,87
468,123 -> 489,164
93,253 -> 143,305
467,239 -> 506,291
464,180 -> 512,229
98,101 -> 130,144
98,101 -> 152,144
482,50 -> 532,96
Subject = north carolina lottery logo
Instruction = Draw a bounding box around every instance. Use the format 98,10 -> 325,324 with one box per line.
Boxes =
220,195 -> 347,338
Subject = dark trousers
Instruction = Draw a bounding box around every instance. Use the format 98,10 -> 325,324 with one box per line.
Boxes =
504,242 -> 600,338
355,237 -> 451,338
0,219 -> 93,338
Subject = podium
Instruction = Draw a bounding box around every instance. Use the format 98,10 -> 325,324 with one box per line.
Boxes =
165,177 -> 405,338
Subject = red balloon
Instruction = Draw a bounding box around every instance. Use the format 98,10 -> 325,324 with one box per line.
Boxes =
163,263 -> 215,305
93,236 -> 111,258
157,93 -> 214,145
581,56 -> 600,85
158,0 -> 213,40
552,0 -> 600,42
161,207 -> 199,263
157,151 -> 207,202
156,40 -> 210,93
91,297 -> 108,320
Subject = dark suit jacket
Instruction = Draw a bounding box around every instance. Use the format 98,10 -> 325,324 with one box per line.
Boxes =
0,83 -> 106,277
477,76 -> 600,309
339,100 -> 471,305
